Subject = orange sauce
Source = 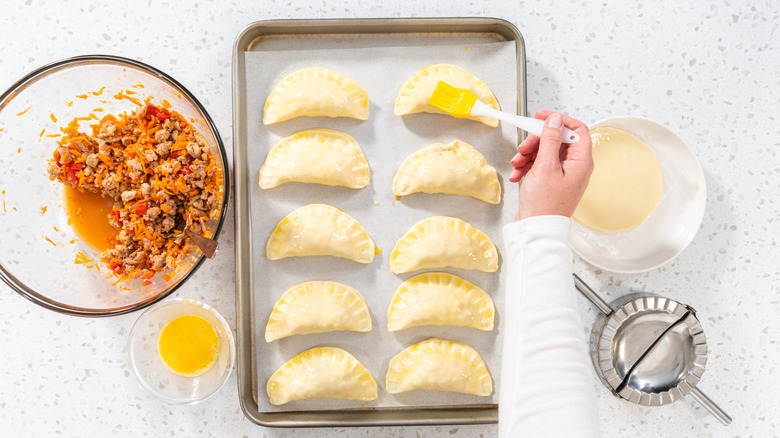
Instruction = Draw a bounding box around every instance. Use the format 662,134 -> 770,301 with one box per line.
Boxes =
63,185 -> 118,252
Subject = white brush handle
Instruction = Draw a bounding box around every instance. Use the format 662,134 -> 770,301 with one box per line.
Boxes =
471,100 -> 581,143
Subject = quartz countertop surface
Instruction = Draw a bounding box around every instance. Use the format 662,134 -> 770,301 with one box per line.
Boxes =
1,1 -> 778,437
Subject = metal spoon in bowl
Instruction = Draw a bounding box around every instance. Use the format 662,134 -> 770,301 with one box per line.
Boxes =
168,213 -> 219,258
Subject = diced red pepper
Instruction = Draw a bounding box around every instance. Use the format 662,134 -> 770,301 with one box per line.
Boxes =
67,162 -> 82,183
181,165 -> 191,175
146,105 -> 171,122
133,201 -> 149,216
140,280 -> 152,287
141,271 -> 155,280
110,210 -> 122,226
108,261 -> 123,275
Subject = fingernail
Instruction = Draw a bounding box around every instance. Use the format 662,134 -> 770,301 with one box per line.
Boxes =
547,113 -> 562,129
509,168 -> 522,181
511,152 -> 521,163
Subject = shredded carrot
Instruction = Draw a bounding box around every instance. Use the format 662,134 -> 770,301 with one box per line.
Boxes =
90,86 -> 106,96
50,113 -> 58,123
139,280 -> 152,286
17,148 -> 20,153
53,225 -> 59,231
69,239 -> 76,244
0,128 -> 4,132
41,206 -> 47,215
92,108 -> 104,112
161,99 -> 171,108
75,94 -> 88,99
45,236 -> 56,246
17,106 -> 31,116
39,129 -> 45,138
12,207 -> 17,211
74,251 -> 94,264
124,89 -> 137,95
113,91 -> 142,106
67,101 -> 73,107
132,82 -> 145,88
46,133 -> 61,138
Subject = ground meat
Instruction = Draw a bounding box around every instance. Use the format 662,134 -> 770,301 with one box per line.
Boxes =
140,183 -> 152,198
86,153 -> 100,168
155,140 -> 172,157
144,149 -> 158,163
186,141 -> 200,158
154,128 -> 170,144
120,190 -> 137,203
46,102 -> 223,280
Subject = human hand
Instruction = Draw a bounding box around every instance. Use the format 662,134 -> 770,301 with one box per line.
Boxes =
509,111 -> 593,221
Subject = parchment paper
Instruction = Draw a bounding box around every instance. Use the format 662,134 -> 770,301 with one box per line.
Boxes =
245,40 -> 518,412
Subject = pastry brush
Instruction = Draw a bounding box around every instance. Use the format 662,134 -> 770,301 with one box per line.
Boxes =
428,81 -> 580,143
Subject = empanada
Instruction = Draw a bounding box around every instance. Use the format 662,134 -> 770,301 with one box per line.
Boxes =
395,64 -> 499,127
266,281 -> 371,342
267,347 -> 378,405
263,67 -> 369,124
258,129 -> 370,189
387,272 -> 494,331
390,216 -> 498,273
392,140 -> 500,204
267,204 -> 375,263
386,338 -> 492,396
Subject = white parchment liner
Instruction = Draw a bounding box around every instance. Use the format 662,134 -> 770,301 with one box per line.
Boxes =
245,41 -> 518,412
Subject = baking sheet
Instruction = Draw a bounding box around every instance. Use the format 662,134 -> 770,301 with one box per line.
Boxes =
245,40 -> 517,412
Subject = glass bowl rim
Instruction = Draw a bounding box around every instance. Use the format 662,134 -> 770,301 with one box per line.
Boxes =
126,297 -> 236,405
0,54 -> 231,317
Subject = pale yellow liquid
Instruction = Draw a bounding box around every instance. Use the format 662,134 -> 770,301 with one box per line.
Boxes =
573,127 -> 663,233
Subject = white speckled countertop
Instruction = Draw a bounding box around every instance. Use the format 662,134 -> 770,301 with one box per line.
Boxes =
1,1 -> 778,437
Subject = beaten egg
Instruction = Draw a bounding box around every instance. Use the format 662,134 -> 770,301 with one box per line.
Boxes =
158,314 -> 219,376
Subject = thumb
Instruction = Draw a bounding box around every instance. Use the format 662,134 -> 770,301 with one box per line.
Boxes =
536,113 -> 564,168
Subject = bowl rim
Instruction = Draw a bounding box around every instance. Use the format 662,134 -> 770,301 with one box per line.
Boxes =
0,54 -> 231,317
569,115 -> 707,274
126,297 -> 236,405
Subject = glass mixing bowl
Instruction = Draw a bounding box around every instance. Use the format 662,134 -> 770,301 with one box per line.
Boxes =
0,55 -> 229,316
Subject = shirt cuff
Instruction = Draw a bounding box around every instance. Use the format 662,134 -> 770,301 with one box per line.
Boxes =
503,215 -> 571,247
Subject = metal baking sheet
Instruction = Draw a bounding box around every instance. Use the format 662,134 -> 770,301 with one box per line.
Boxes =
232,18 -> 526,427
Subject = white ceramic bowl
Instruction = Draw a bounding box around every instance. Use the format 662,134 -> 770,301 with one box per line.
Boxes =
569,116 -> 706,273
127,297 -> 235,404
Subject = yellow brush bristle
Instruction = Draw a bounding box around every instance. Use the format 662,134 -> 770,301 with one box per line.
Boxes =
428,81 -> 478,118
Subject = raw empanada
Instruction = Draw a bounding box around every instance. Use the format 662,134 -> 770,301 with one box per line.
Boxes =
258,129 -> 370,189
267,347 -> 378,405
386,338 -> 492,396
390,216 -> 498,273
266,281 -> 371,342
392,140 -> 501,204
263,67 -> 369,124
387,272 -> 494,331
395,64 -> 499,127
267,204 -> 375,264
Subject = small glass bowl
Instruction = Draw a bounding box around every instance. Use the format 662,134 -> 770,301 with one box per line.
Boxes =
127,297 -> 235,404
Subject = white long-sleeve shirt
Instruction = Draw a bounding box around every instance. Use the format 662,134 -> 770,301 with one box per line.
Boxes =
499,215 -> 600,438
